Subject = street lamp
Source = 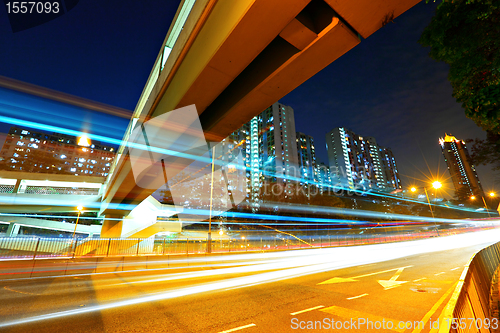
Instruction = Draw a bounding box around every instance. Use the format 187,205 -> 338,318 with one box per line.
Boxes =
410,187 -> 417,193
77,135 -> 91,147
470,195 -> 476,200
72,205 -> 84,238
481,195 -> 492,218
489,192 -> 496,197
421,181 -> 442,236
207,146 -> 215,254
423,181 -> 442,219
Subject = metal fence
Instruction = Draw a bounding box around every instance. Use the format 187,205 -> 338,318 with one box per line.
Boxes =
450,241 -> 500,333
0,225 -> 491,260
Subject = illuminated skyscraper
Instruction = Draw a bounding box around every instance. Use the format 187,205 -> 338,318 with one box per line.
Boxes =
325,127 -> 401,191
439,134 -> 484,199
296,132 -> 317,184
249,103 -> 298,201
227,102 -> 298,210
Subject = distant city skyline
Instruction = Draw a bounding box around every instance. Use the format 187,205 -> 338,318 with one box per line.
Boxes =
0,1 -> 496,196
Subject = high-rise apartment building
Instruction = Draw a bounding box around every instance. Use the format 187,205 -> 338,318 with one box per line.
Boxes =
325,127 -> 401,191
296,132 -> 317,184
380,147 -> 401,190
248,103 -> 299,205
316,161 -> 331,194
0,127 -> 115,176
439,134 -> 484,199
167,102 -> 299,211
221,102 -> 298,209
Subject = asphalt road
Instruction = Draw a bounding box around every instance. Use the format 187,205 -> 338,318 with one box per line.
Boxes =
1,229 -> 499,333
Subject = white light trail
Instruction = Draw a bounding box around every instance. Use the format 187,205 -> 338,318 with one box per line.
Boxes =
1,228 -> 499,328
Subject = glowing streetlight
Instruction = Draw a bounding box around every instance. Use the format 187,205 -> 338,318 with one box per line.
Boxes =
432,181 -> 442,189
489,192 -> 496,197
471,195 -> 476,200
424,180 -> 442,236
77,135 -> 91,147
72,205 -> 84,238
219,230 -> 224,236
410,187 -> 417,193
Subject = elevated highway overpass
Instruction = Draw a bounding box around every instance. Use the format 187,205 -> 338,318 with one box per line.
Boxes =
0,171 -> 181,237
100,0 -> 422,237
0,171 -> 103,213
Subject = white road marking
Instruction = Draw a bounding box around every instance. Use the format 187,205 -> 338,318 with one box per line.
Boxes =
290,305 -> 325,315
347,293 -> 368,300
378,267 -> 409,289
318,266 -> 413,285
218,323 -> 256,333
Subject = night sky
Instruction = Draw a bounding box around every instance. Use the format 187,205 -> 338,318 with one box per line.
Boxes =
0,1 -> 496,195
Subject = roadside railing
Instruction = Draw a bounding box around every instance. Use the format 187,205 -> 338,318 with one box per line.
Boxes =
445,241 -> 500,333
0,225 -> 492,260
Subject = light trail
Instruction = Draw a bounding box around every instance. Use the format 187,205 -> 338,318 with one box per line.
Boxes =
1,228 -> 499,328
0,115 -> 481,217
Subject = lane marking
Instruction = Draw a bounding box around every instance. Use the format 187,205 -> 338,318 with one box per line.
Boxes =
378,267 -> 408,290
434,272 -> 445,276
3,286 -> 39,296
450,267 -> 460,271
347,293 -> 368,300
413,277 -> 426,282
218,323 -> 256,333
430,266 -> 469,333
290,305 -> 324,315
410,281 -> 458,333
321,305 -> 404,332
318,265 -> 413,285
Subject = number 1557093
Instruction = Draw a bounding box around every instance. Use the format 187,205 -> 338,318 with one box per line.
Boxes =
5,2 -> 60,14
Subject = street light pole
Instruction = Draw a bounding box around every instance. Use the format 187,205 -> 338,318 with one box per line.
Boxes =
207,146 -> 215,254
424,188 -> 434,219
481,196 -> 491,218
72,205 -> 83,239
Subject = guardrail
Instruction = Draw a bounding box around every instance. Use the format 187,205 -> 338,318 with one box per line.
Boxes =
0,225 -> 491,260
443,241 -> 500,333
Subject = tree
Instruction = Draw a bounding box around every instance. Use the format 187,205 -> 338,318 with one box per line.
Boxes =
419,0 -> 500,133
467,131 -> 500,174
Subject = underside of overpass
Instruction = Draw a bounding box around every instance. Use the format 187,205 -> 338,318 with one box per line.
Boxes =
100,0 -> 422,237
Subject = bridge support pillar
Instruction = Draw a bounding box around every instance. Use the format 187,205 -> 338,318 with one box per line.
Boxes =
6,223 -> 20,237
100,215 -> 124,238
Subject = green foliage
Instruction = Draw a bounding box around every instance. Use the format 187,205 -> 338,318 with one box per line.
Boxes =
420,0 -> 500,133
468,130 -> 500,172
